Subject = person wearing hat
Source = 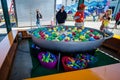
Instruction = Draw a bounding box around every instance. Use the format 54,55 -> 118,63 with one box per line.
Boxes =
74,3 -> 86,28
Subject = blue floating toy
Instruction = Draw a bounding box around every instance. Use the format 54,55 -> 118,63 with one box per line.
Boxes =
72,66 -> 78,69
42,52 -> 56,63
61,34 -> 66,38
67,34 -> 73,38
31,44 -> 35,48
84,54 -> 97,64
31,44 -> 40,50
89,37 -> 95,41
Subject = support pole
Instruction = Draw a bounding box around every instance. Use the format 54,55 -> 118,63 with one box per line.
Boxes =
78,0 -> 84,6
57,52 -> 61,71
1,0 -> 11,33
13,0 -> 18,27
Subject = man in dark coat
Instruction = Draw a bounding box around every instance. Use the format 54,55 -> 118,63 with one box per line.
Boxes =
56,6 -> 67,26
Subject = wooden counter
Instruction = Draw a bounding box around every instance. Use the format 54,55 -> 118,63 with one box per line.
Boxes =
26,63 -> 120,80
102,34 -> 120,54
0,30 -> 18,68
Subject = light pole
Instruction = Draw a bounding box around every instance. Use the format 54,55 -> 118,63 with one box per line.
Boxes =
65,0 -> 67,6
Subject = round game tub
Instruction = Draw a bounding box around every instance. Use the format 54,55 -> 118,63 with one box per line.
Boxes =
31,27 -> 113,53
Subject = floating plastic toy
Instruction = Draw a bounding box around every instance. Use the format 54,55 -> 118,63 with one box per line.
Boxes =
62,56 -> 87,71
38,52 -> 57,69
32,26 -> 113,53
33,26 -> 102,42
76,53 -> 97,64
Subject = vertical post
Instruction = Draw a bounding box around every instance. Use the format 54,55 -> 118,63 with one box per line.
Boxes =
114,0 -> 120,15
30,8 -> 32,29
1,0 -> 11,33
57,52 -> 61,71
54,0 -> 56,26
65,0 -> 67,6
78,0 -> 84,6
13,0 -> 18,27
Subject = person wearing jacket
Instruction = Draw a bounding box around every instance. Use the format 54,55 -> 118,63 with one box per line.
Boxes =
56,6 -> 67,26
74,3 -> 86,27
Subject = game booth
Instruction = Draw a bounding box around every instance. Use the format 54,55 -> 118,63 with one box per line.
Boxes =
0,0 -> 120,80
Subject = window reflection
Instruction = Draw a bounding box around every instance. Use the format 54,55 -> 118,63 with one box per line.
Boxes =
7,0 -> 16,27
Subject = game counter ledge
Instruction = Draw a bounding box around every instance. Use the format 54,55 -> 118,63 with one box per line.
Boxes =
25,63 -> 120,80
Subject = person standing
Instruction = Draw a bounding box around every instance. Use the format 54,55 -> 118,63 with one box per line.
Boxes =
100,9 -> 111,33
74,3 -> 86,27
114,9 -> 120,29
36,9 -> 42,28
56,6 -> 67,26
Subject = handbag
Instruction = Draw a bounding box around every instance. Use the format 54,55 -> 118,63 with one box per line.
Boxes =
39,14 -> 42,19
